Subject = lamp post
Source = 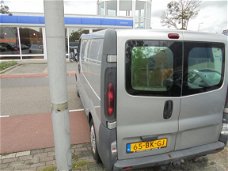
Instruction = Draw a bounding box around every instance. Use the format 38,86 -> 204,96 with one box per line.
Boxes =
44,0 -> 72,170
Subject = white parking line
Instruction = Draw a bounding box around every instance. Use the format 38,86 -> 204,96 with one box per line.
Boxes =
69,106 -> 100,113
0,115 -> 10,118
69,109 -> 84,112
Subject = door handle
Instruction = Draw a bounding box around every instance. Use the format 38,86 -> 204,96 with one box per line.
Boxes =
163,100 -> 173,119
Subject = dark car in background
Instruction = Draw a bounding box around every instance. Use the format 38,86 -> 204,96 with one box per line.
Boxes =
0,42 -> 19,54
223,29 -> 228,36
69,41 -> 79,61
29,44 -> 43,54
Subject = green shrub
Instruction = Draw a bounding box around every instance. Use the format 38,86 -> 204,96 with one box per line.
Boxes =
0,61 -> 17,71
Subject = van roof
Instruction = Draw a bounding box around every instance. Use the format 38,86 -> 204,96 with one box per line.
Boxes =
81,30 -> 106,39
80,29 -> 227,43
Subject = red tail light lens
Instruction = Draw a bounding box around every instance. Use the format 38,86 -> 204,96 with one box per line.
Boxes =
168,33 -> 180,39
107,83 -> 114,116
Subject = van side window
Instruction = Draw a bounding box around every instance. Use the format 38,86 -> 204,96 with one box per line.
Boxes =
183,42 -> 225,95
87,39 -> 103,62
88,40 -> 99,60
126,40 -> 182,96
80,40 -> 88,61
97,39 -> 104,61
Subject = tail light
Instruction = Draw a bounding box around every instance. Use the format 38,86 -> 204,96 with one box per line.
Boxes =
107,83 -> 114,116
104,67 -> 116,121
168,33 -> 180,39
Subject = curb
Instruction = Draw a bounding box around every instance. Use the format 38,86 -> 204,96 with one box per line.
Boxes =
0,71 -> 76,79
0,63 -> 21,74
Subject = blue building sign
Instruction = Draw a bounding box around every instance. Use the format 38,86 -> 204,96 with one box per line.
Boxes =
0,14 -> 133,28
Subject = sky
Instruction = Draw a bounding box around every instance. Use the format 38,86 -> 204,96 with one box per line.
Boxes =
2,0 -> 228,33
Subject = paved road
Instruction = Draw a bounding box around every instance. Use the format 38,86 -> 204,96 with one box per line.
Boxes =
1,63 -> 82,116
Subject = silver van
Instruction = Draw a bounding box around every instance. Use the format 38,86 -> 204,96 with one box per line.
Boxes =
75,29 -> 228,171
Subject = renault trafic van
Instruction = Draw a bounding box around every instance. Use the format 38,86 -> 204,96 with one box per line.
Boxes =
75,29 -> 228,171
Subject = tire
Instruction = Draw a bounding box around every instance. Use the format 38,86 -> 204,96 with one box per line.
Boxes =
90,120 -> 101,163
76,90 -> 80,98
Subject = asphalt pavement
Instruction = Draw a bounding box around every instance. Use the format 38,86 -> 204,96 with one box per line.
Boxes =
1,62 -> 82,116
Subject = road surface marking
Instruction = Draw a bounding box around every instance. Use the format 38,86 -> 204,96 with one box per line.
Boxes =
0,115 -> 10,118
69,109 -> 84,112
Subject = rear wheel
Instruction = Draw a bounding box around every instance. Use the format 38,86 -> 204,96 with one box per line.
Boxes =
76,90 -> 80,98
90,120 -> 101,163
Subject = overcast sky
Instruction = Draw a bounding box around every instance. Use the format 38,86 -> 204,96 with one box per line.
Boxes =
3,0 -> 228,33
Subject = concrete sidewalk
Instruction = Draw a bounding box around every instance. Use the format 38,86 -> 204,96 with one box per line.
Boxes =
0,62 -> 76,78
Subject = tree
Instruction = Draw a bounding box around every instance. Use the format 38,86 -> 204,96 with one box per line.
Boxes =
69,29 -> 89,42
0,0 -> 11,15
161,0 -> 201,30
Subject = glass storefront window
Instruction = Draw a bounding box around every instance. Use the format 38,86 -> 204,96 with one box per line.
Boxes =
119,0 -> 132,17
19,27 -> 43,55
0,27 -> 19,59
98,1 -> 105,15
135,0 -> 146,28
0,26 -> 101,60
107,0 -> 117,16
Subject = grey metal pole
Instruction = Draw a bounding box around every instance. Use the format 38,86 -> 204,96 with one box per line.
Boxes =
43,0 -> 72,170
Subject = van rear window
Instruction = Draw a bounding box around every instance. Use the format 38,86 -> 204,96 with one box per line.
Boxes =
182,42 -> 225,95
125,40 -> 182,96
126,40 -> 225,97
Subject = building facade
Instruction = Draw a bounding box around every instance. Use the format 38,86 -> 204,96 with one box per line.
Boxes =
223,29 -> 228,36
97,0 -> 152,29
0,13 -> 133,60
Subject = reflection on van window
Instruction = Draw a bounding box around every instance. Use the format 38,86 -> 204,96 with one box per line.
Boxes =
88,39 -> 103,61
187,46 -> 223,89
131,46 -> 173,91
80,40 -> 87,61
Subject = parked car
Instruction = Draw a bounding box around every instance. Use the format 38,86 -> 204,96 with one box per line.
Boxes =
0,42 -> 18,54
222,29 -> 228,36
29,44 -> 43,54
69,41 -> 79,62
76,29 -> 228,171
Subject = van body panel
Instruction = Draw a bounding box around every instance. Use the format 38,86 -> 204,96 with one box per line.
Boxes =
77,30 -> 118,169
175,33 -> 227,150
116,30 -> 183,160
79,58 -> 101,113
77,34 -> 105,152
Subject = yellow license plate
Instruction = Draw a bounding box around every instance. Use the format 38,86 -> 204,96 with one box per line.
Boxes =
126,138 -> 168,153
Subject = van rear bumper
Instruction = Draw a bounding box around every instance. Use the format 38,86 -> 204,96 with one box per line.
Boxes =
113,141 -> 225,171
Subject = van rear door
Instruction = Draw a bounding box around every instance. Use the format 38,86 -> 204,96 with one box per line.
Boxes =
175,33 -> 226,150
116,31 -> 183,160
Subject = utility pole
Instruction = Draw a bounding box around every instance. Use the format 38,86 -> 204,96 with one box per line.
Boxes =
43,0 -> 72,170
